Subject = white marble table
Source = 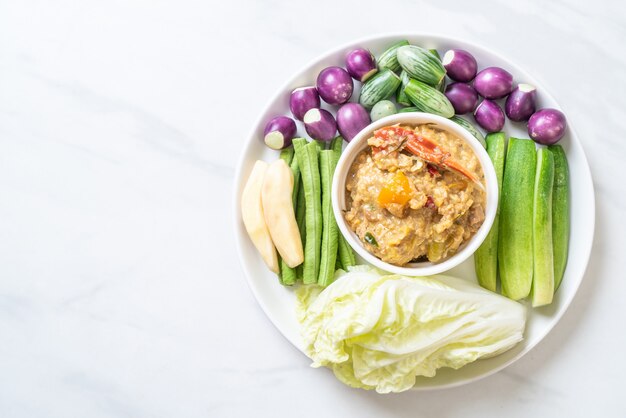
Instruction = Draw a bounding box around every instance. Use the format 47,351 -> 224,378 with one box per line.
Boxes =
1,0 -> 623,416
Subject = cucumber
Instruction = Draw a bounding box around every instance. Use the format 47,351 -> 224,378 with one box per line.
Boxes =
377,40 -> 409,73
498,138 -> 537,300
429,49 -> 441,60
397,45 -> 446,87
404,79 -> 454,118
398,106 -> 420,113
474,132 -> 506,292
531,148 -> 555,306
396,70 -> 412,106
359,69 -> 401,109
549,145 -> 569,290
449,115 -> 486,148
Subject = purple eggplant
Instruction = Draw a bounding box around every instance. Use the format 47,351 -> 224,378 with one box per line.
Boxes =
337,103 -> 370,141
289,86 -> 321,121
445,82 -> 479,115
505,84 -> 537,122
303,108 -> 337,142
528,108 -> 567,145
442,49 -> 477,82
345,48 -> 378,83
263,116 -> 297,150
316,66 -> 354,105
474,100 -> 505,133
474,67 -> 513,99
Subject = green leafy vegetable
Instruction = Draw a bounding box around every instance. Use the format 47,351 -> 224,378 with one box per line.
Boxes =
297,266 -> 526,393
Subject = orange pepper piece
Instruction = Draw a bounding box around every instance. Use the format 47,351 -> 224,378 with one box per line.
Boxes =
377,171 -> 412,206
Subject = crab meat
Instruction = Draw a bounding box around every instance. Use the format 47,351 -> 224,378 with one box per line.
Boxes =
372,125 -> 481,185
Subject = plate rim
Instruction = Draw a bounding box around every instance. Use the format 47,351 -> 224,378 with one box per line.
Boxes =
232,31 -> 596,391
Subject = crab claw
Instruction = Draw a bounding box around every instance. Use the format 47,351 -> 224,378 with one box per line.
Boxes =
373,126 -> 481,186
404,136 -> 480,184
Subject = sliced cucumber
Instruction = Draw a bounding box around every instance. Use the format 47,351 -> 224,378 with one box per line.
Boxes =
532,148 -> 555,307
498,138 -> 537,300
404,79 -> 454,118
474,132 -> 506,292
377,40 -> 409,73
359,69 -> 401,109
450,115 -> 486,148
397,45 -> 446,87
549,145 -> 569,290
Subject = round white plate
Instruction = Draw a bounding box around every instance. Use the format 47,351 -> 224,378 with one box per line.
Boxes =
233,33 -> 595,390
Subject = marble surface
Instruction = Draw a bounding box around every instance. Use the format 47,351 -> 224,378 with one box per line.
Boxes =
0,0 -> 624,416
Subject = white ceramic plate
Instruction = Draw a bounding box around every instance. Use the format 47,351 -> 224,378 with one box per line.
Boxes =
233,33 -> 595,390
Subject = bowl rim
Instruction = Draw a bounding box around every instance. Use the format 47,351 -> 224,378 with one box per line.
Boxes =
331,112 -> 499,276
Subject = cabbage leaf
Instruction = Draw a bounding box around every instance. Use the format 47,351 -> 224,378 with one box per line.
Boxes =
296,267 -> 526,393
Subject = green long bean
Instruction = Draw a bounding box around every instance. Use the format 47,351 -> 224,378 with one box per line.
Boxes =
318,150 -> 340,287
293,138 -> 322,284
330,136 -> 356,270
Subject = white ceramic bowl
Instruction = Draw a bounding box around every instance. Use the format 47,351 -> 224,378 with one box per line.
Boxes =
332,112 -> 498,276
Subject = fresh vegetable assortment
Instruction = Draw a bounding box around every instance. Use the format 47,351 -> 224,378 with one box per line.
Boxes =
248,38 -> 571,292
241,37 -> 574,392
